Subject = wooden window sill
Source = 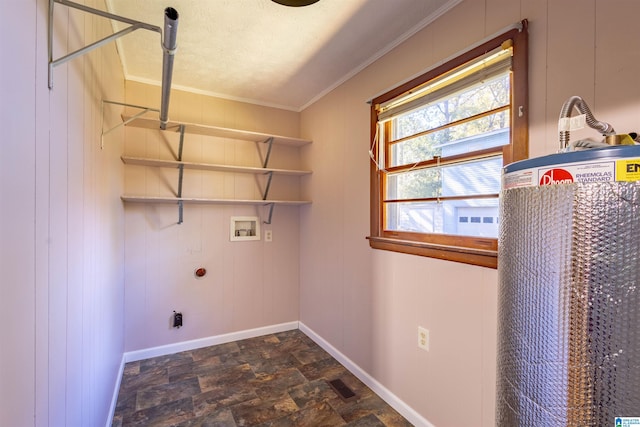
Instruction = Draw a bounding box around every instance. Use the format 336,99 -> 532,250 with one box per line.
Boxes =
367,236 -> 497,269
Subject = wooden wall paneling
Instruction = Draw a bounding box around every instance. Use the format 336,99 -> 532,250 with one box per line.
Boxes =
521,0 -> 550,159
34,0 -> 52,423
594,0 -> 640,134
485,0 -> 522,36
204,139 -> 226,199
1,1 -> 38,426
48,1 -> 70,422
65,5 -> 85,426
82,9 -> 98,422
235,238 -> 266,331
123,205 -> 150,351
220,209 -> 237,332
271,207 -> 301,323
545,0 -> 596,151
428,1 -> 485,62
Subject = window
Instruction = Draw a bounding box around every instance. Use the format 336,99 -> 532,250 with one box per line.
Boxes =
368,21 -> 528,268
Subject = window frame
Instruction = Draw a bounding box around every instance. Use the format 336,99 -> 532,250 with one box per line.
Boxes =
368,20 -> 528,269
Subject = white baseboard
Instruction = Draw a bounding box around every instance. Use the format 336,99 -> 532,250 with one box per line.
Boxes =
299,322 -> 435,427
123,321 -> 299,363
106,354 -> 126,427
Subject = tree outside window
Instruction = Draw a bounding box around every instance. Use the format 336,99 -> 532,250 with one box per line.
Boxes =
368,21 -> 528,268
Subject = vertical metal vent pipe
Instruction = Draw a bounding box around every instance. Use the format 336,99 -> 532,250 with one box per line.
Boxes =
160,7 -> 179,130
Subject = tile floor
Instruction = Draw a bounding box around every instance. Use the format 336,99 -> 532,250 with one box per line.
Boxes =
112,329 -> 414,426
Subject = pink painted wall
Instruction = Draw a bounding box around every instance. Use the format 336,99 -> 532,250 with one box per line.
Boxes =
122,82 -> 304,351
1,0 -> 126,426
4,1 -> 640,426
299,1 -> 640,426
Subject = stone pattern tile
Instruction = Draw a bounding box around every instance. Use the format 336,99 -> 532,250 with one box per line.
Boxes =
112,330 -> 413,426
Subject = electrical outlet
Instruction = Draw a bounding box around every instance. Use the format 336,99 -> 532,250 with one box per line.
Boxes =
173,311 -> 183,328
265,230 -> 273,242
418,326 -> 429,351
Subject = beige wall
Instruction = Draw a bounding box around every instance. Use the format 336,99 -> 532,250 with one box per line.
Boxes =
299,1 -> 640,426
1,0 -> 125,426
122,82 -> 304,351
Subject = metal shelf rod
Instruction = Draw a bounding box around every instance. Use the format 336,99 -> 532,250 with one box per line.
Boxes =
49,0 -> 179,132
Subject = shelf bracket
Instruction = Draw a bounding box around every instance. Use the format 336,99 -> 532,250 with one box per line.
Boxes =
263,203 -> 275,225
49,0 -> 162,89
177,125 -> 185,196
177,124 -> 185,161
258,137 -> 275,169
256,137 -> 275,222
176,125 -> 185,224
101,101 -> 160,149
49,0 -> 178,129
177,164 -> 185,198
262,171 -> 274,200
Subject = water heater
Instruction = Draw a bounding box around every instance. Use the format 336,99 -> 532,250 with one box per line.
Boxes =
497,145 -> 640,426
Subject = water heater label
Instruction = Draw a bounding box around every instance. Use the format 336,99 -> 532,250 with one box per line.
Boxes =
503,158 -> 618,188
539,168 -> 575,185
615,158 -> 640,181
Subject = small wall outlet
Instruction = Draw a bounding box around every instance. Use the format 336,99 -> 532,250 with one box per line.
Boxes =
264,230 -> 273,242
418,326 -> 429,351
173,311 -> 183,328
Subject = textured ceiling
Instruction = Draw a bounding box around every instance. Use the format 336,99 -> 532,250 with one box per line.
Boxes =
106,0 -> 460,111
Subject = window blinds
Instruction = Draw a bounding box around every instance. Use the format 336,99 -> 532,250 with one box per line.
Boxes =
376,46 -> 512,123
